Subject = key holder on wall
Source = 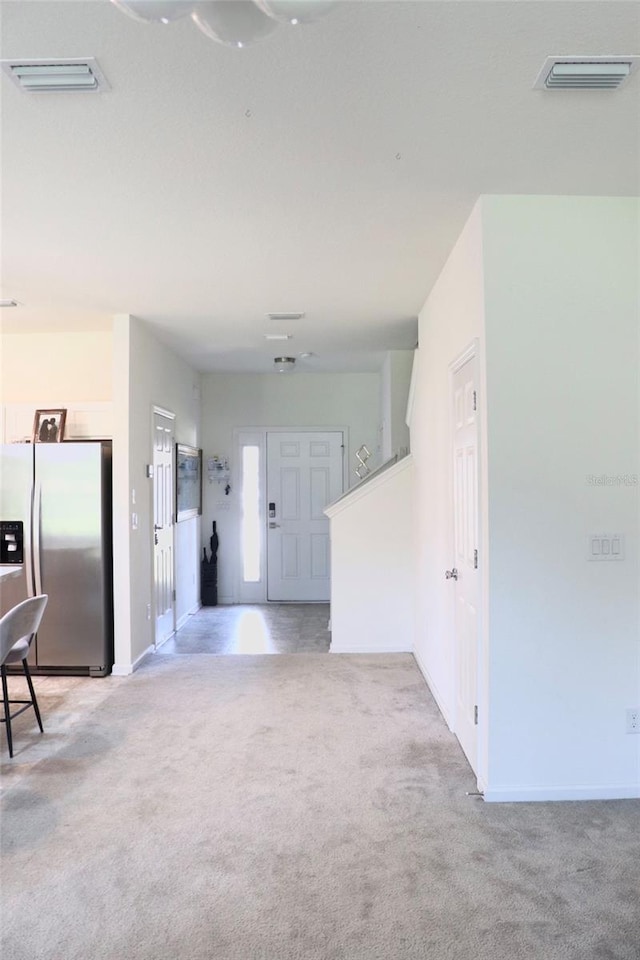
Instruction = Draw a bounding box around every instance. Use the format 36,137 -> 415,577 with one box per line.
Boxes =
207,455 -> 231,493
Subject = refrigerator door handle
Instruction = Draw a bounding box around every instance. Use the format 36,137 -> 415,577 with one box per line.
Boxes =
33,479 -> 43,597
23,484 -> 36,598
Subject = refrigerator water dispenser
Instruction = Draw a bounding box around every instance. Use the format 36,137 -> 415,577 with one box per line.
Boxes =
0,521 -> 24,564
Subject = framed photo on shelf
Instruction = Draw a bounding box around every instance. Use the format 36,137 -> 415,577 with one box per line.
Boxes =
32,409 -> 67,443
176,443 -> 202,522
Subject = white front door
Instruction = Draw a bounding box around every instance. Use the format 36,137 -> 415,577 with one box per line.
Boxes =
451,355 -> 479,772
266,431 -> 343,601
153,410 -> 175,646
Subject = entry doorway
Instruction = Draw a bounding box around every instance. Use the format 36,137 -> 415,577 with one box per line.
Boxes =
266,431 -> 344,601
449,348 -> 480,774
236,428 -> 344,603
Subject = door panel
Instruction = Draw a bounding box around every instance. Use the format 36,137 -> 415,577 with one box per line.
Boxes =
36,443 -> 107,668
452,357 -> 479,772
153,412 -> 175,646
267,431 -> 343,601
0,445 -> 33,617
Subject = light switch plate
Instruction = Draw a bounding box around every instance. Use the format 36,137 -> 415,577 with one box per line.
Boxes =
588,533 -> 624,561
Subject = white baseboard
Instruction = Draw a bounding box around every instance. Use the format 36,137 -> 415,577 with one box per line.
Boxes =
111,643 -> 154,676
330,644 -> 412,654
483,783 -> 640,803
412,646 -> 453,730
176,602 -> 201,631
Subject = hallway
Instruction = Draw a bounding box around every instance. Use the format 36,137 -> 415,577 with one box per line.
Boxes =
158,603 -> 331,656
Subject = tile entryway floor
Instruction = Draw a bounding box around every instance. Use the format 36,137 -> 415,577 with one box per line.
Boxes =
157,604 -> 331,655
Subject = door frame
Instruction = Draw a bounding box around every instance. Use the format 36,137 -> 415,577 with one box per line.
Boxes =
448,340 -> 488,790
234,425 -> 349,604
151,405 -> 176,648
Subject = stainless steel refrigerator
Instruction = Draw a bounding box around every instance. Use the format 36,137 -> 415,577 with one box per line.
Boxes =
0,442 -> 113,676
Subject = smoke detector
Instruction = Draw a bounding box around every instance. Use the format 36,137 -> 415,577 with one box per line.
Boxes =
1,58 -> 109,92
274,356 -> 296,373
534,56 -> 640,90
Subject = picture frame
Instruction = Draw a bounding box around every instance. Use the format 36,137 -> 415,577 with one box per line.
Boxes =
32,408 -> 67,444
176,443 -> 202,522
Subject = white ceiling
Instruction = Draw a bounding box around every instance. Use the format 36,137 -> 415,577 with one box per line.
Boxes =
1,0 -> 639,373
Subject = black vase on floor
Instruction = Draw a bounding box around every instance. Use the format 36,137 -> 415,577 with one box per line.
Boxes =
201,522 -> 218,606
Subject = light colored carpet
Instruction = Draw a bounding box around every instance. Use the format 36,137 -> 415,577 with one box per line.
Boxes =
2,653 -> 639,960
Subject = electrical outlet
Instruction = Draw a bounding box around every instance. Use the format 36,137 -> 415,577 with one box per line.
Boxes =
626,709 -> 640,734
146,603 -> 151,621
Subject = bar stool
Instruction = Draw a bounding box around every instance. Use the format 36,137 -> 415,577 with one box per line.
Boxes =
0,595 -> 48,758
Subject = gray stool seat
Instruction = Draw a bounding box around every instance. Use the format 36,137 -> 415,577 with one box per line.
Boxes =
0,595 -> 49,757
4,638 -> 30,663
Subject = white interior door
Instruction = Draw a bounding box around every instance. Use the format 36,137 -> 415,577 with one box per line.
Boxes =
267,431 -> 343,602
153,410 -> 175,646
450,356 -> 479,772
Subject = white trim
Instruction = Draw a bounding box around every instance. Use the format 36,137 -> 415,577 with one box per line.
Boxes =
175,601 -> 201,631
330,640 -> 412,653
449,340 -> 478,374
412,648 -> 453,731
405,348 -> 418,428
152,404 -> 176,421
111,643 -> 154,676
324,455 -> 413,518
484,784 -> 640,803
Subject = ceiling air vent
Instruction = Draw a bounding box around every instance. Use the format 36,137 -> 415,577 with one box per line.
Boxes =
534,56 -> 640,90
0,58 -> 109,92
266,312 -> 305,322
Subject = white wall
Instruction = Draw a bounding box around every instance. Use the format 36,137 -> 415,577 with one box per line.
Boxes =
410,201 -> 488,746
481,196 -> 640,800
326,455 -> 415,653
199,372 -> 379,602
112,315 -> 200,672
0,330 -> 113,441
0,330 -> 113,402
380,350 -> 414,461
411,195 -> 640,802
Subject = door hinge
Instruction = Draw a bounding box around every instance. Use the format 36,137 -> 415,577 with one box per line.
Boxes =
474,705 -> 479,725
473,549 -> 478,569
473,390 -> 477,411
172,589 -> 176,602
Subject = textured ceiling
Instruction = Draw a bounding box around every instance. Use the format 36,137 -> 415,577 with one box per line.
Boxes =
1,1 -> 639,372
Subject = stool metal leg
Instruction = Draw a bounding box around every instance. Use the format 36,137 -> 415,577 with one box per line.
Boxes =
1,665 -> 13,758
22,659 -> 43,732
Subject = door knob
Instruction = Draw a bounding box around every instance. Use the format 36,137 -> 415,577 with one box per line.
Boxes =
268,522 -> 280,529
445,568 -> 458,580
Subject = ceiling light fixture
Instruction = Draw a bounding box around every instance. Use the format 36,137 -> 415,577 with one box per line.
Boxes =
191,2 -> 278,48
0,299 -> 19,308
274,356 -> 296,373
254,1 -> 335,25
110,0 -> 334,47
110,1 -> 192,23
265,333 -> 292,341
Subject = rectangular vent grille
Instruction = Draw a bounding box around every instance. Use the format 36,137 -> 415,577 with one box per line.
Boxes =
534,56 -> 639,91
547,63 -> 629,89
1,58 -> 109,92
